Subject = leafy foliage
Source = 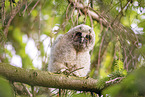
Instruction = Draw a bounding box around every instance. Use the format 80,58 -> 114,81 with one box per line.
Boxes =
103,66 -> 145,97
0,76 -> 14,97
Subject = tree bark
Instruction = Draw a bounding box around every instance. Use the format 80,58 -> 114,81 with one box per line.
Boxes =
0,63 -> 124,94
0,63 -> 100,92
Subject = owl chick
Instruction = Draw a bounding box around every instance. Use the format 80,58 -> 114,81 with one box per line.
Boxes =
48,24 -> 95,77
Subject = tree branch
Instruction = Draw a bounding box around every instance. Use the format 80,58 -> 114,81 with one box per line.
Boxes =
0,63 -> 123,94
3,1 -> 24,38
67,0 -> 138,44
0,63 -> 99,93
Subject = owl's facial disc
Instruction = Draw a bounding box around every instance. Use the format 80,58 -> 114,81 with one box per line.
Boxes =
73,32 -> 92,51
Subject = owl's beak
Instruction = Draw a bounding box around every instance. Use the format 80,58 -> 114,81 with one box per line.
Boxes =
81,33 -> 87,43
81,38 -> 84,43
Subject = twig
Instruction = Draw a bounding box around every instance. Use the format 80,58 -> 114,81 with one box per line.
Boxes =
1,0 -> 5,26
111,1 -> 130,25
66,3 -> 71,20
31,86 -> 35,97
106,77 -> 124,84
126,59 -> 131,71
69,67 -> 84,76
3,1 -> 24,38
38,3 -> 41,40
106,2 -> 120,14
97,31 -> 105,71
21,83 -> 32,97
88,11 -> 93,27
71,6 -> 75,26
22,1 -> 28,16
97,26 -> 110,72
84,11 -> 87,24
87,6 -> 107,25
28,0 -> 40,16
123,47 -> 128,69
74,9 -> 79,25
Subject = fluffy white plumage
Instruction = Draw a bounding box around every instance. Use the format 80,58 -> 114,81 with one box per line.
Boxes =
48,24 -> 95,77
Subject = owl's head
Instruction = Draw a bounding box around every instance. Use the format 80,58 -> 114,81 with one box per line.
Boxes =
67,24 -> 95,52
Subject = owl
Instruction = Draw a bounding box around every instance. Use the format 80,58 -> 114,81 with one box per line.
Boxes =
48,24 -> 95,77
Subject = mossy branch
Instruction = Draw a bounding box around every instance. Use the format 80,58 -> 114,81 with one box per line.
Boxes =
0,63 -> 99,92
0,63 -> 123,94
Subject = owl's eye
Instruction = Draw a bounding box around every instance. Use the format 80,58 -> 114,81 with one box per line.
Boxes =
73,32 -> 82,42
76,32 -> 82,38
85,35 -> 91,40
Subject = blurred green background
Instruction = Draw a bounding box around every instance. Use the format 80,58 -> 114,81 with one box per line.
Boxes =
1,0 -> 145,96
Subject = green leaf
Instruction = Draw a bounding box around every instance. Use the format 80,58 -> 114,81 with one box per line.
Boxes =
0,76 -> 14,97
